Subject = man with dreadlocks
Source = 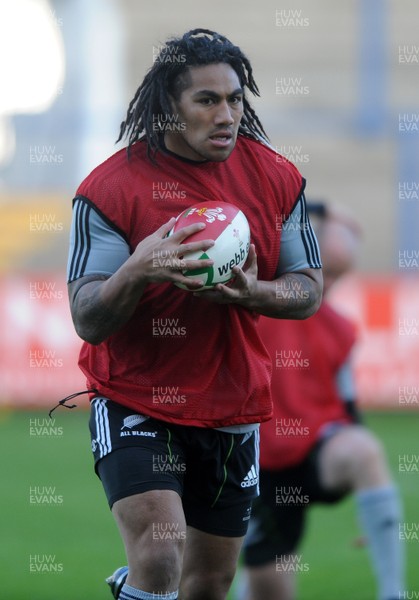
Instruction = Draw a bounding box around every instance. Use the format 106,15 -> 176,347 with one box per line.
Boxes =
67,29 -> 322,600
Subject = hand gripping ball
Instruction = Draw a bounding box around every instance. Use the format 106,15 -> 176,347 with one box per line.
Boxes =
168,201 -> 251,290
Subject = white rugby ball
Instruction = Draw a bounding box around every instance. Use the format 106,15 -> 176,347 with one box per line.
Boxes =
168,201 -> 251,290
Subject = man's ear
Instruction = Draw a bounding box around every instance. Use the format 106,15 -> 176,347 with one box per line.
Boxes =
168,94 -> 178,113
170,68 -> 191,104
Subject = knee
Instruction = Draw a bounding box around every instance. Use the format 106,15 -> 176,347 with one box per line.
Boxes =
330,428 -> 390,486
349,431 -> 387,472
141,538 -> 184,570
129,532 -> 185,589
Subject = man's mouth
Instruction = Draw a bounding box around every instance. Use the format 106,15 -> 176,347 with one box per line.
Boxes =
209,131 -> 233,147
210,130 -> 233,139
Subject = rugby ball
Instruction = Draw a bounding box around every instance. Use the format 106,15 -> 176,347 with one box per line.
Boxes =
168,201 -> 251,290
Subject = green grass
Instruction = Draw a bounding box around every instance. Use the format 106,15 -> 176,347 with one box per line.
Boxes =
1,410 -> 418,599
1,409 -> 124,600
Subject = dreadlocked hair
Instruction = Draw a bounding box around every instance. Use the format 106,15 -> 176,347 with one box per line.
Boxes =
116,28 -> 269,160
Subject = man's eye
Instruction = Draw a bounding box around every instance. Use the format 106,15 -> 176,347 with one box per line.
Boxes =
199,98 -> 214,105
230,96 -> 243,104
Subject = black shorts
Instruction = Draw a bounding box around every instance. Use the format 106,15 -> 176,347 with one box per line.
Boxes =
89,397 -> 260,537
242,435 -> 349,566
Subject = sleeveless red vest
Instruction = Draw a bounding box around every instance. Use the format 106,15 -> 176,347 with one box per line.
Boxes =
258,302 -> 356,469
76,137 -> 303,427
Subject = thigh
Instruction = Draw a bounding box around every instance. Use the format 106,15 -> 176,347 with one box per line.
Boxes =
113,489 -> 186,591
89,398 -> 189,590
316,424 -> 390,490
112,488 -> 186,548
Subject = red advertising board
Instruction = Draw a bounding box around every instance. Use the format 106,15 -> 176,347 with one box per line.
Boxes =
0,274 -> 418,409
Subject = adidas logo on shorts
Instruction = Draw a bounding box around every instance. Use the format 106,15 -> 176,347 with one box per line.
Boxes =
241,465 -> 258,488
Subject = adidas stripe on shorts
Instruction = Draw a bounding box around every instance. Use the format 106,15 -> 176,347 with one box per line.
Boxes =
89,397 -> 260,537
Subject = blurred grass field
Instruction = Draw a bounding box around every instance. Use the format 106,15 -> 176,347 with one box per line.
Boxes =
2,410 -> 418,600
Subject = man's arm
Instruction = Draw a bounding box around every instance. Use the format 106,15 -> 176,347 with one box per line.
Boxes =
193,244 -> 322,318
67,201 -> 215,345
237,252 -> 323,318
68,270 -> 148,346
194,192 -> 323,318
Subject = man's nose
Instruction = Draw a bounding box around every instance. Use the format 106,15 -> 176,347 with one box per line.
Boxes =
214,100 -> 234,125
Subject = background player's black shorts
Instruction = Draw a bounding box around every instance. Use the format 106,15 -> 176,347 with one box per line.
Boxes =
89,397 -> 260,537
242,433 -> 349,566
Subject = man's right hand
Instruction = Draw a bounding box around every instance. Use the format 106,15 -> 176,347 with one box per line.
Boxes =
67,218 -> 215,344
128,217 -> 214,289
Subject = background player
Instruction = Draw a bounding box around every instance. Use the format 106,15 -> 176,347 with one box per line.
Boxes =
66,30 -> 322,600
241,204 -> 405,600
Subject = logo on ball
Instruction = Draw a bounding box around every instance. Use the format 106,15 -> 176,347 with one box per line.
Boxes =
168,202 -> 251,290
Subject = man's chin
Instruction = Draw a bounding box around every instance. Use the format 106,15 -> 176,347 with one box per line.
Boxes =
202,144 -> 236,162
